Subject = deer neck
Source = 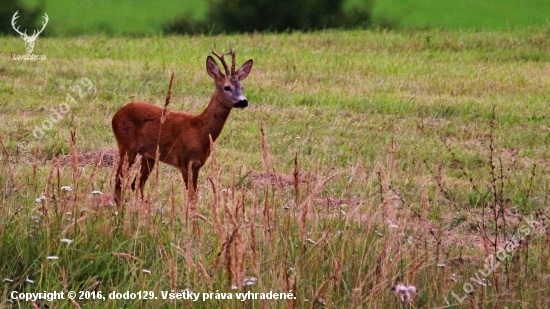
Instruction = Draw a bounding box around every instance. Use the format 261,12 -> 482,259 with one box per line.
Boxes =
198,90 -> 232,142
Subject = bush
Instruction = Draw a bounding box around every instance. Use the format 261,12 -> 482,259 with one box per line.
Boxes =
163,0 -> 372,35
163,15 -> 210,35
207,0 -> 372,33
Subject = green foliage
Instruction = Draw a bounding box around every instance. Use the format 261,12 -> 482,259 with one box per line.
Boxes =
202,0 -> 372,33
163,15 -> 210,35
164,0 -> 373,34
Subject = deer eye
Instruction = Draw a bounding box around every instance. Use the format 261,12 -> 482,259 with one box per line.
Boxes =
224,86 -> 231,91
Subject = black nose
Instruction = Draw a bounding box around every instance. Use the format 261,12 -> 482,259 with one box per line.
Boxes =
235,99 -> 248,108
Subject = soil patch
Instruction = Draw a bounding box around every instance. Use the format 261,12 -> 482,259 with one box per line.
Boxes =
57,148 -> 119,168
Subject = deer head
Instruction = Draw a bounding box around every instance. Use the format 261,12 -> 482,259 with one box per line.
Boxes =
11,11 -> 49,54
208,46 -> 253,108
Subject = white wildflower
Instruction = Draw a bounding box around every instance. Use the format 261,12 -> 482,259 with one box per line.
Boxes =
387,221 -> 398,228
60,186 -> 73,192
231,276 -> 258,289
392,283 -> 416,302
243,277 -> 258,286
451,273 -> 458,282
220,188 -> 232,194
35,195 -> 46,203
60,238 -> 73,245
90,190 -> 103,195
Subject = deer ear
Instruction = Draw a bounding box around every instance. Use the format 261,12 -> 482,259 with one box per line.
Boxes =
236,59 -> 253,81
206,56 -> 223,79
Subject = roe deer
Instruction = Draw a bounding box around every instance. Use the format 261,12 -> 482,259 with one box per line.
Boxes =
112,47 -> 253,206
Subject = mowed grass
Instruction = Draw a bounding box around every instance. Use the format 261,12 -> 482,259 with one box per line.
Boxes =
0,29 -> 550,308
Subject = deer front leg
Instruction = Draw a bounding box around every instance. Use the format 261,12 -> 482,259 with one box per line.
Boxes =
180,161 -> 201,193
114,151 -> 137,207
191,164 -> 201,192
114,162 -> 123,207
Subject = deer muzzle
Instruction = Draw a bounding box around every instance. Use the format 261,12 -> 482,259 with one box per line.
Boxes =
235,99 -> 248,108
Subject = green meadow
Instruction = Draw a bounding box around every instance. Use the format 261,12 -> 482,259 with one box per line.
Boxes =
1,28 -> 550,308
372,0 -> 550,29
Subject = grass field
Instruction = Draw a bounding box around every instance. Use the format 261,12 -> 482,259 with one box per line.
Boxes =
1,28 -> 550,308
17,0 -> 550,35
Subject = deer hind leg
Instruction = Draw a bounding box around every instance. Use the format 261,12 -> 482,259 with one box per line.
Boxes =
191,165 -> 201,192
180,165 -> 190,190
114,150 -> 137,207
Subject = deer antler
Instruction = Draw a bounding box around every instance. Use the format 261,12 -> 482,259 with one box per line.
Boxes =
211,46 -> 230,76
11,11 -> 28,37
228,45 -> 236,75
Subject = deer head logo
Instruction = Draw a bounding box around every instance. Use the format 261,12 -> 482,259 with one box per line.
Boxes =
11,11 -> 49,54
